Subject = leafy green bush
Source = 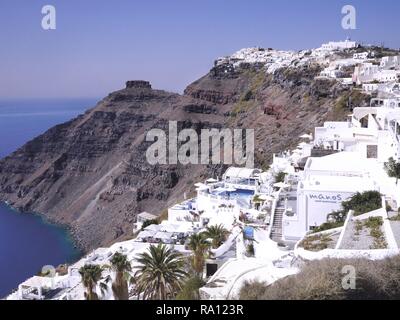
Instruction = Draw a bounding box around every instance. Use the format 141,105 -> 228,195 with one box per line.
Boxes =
342,191 -> 382,216
354,220 -> 363,235
384,157 -> 400,185
274,171 -> 287,183
246,242 -> 255,257
363,217 -> 387,249
175,276 -> 205,300
389,214 -> 400,221
370,228 -> 384,239
299,234 -> 333,252
327,211 -> 347,223
312,192 -> 382,233
311,210 -> 346,233
312,221 -> 344,234
364,216 -> 383,229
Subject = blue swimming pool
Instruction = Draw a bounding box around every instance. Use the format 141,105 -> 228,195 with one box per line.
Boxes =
221,189 -> 254,200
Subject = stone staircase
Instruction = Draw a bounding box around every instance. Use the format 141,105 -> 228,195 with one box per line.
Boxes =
271,206 -> 285,242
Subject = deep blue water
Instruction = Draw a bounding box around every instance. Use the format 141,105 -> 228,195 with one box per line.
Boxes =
0,99 -> 96,158
0,98 -> 97,297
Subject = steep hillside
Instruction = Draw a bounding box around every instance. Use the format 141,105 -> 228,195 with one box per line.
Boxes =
0,61 -> 365,251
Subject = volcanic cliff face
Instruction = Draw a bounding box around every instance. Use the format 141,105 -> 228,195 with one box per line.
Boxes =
0,62 -> 366,251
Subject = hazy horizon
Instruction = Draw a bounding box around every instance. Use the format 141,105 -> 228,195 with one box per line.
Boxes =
1,0 -> 400,99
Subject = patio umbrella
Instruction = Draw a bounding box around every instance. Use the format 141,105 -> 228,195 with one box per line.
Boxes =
206,178 -> 218,183
225,186 -> 237,192
273,182 -> 290,189
299,134 -> 313,139
258,194 -> 274,201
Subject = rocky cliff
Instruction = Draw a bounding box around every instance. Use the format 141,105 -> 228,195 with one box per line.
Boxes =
0,62 -> 367,251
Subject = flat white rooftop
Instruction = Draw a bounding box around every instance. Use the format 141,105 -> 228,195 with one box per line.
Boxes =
224,167 -> 260,179
302,175 -> 377,192
305,152 -> 375,173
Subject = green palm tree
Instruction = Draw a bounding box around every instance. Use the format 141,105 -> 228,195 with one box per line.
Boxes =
79,264 -> 104,300
175,275 -> 205,300
133,243 -> 188,300
187,233 -> 211,275
203,224 -> 230,249
110,252 -> 132,300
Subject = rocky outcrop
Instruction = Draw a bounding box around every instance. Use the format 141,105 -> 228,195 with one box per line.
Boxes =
0,65 -> 352,252
125,80 -> 152,89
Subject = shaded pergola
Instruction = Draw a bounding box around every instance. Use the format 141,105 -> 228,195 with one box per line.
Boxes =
18,276 -> 55,300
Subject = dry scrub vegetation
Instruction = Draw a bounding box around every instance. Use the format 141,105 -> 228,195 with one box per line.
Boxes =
240,256 -> 400,300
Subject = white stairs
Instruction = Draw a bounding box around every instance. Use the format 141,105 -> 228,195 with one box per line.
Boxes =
271,206 -> 284,242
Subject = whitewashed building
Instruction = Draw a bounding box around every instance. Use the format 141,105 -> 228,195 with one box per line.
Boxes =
321,40 -> 357,51
354,64 -> 400,85
289,152 -> 378,237
280,101 -> 400,241
353,63 -> 380,84
363,83 -> 379,93
353,52 -> 369,60
375,70 -> 400,82
381,55 -> 400,69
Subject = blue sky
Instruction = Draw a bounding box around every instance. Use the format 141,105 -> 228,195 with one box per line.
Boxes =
0,0 -> 399,98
